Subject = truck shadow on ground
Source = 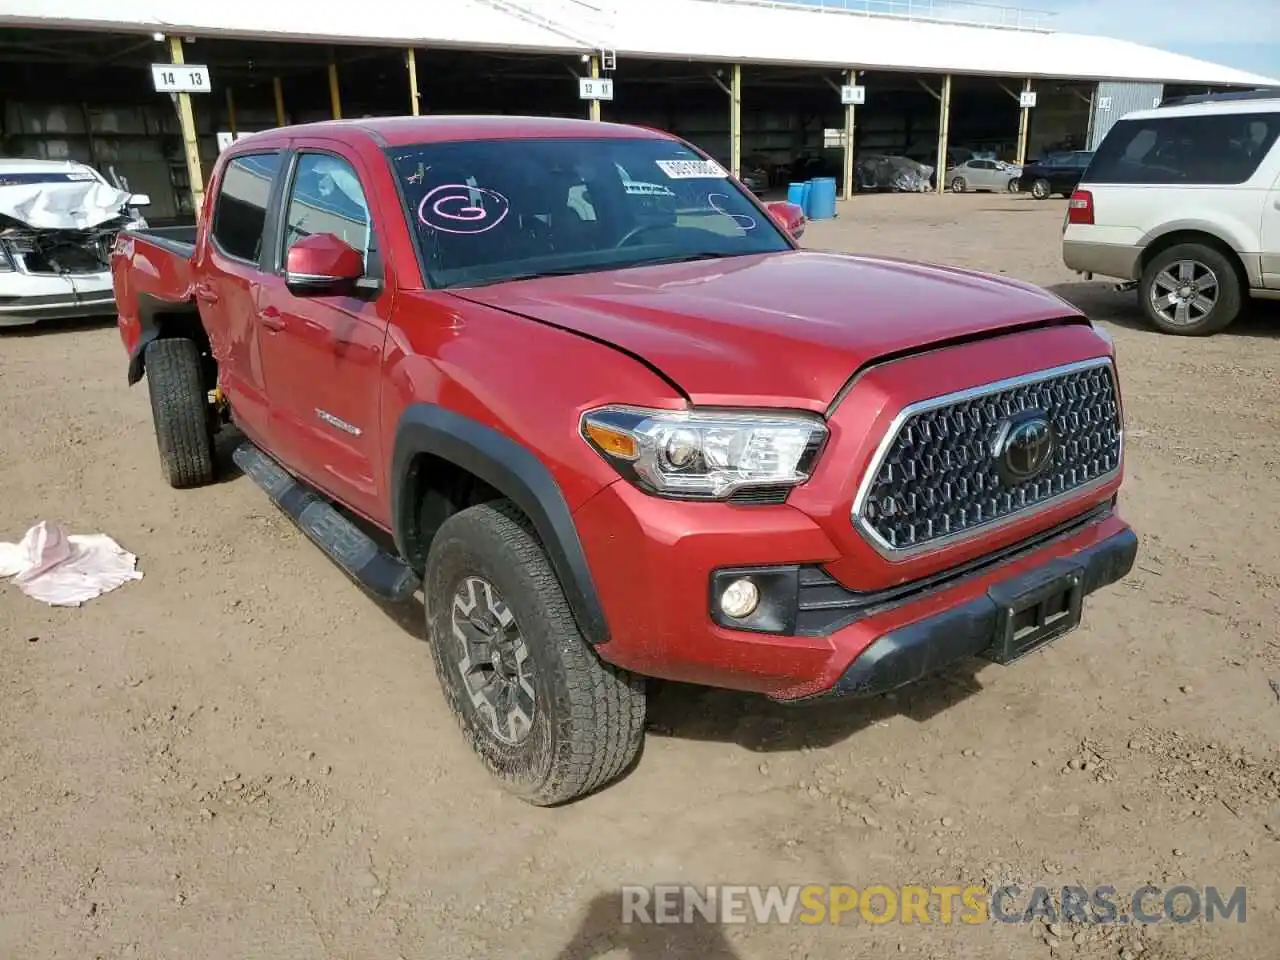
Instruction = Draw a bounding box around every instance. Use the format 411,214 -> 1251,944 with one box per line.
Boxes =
213,426 -> 247,484
368,588 -> 985,755
1050,280 -> 1280,339
550,891 -> 743,960
644,668 -> 984,752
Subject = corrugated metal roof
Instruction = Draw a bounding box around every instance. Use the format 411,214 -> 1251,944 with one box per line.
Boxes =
615,0 -> 1280,85
3,0 -> 1277,87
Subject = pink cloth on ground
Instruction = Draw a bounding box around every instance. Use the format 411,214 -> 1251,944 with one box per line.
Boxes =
0,521 -> 142,607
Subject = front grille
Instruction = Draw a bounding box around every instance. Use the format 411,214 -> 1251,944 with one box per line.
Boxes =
853,358 -> 1122,555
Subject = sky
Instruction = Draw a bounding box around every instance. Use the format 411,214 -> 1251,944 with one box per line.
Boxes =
787,0 -> 1279,79
1045,0 -> 1279,78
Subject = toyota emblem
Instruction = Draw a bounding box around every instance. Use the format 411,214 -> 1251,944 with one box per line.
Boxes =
994,411 -> 1056,485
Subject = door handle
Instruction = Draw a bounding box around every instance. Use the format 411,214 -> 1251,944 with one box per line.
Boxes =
258,306 -> 286,332
193,282 -> 219,304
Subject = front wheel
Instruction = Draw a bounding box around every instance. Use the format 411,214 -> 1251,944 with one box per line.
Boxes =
1139,243 -> 1242,336
1007,178 -> 1021,193
949,176 -> 967,193
424,501 -> 646,806
1031,178 -> 1052,199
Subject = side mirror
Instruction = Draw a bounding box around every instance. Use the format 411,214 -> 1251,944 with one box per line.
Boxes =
285,233 -> 365,296
765,200 -> 806,241
128,193 -> 151,208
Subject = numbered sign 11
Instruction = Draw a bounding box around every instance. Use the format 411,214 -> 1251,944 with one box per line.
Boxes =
578,77 -> 614,101
152,64 -> 212,94
840,85 -> 866,106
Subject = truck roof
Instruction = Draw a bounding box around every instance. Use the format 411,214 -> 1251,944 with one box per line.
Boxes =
237,115 -> 671,148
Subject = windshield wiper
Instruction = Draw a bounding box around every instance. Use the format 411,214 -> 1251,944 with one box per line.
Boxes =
454,252 -> 745,289
459,267 -> 593,288
639,251 -> 745,267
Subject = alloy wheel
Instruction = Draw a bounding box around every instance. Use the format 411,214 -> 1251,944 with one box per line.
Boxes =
450,575 -> 536,745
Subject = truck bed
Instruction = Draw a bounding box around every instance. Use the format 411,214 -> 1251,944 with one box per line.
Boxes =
111,226 -> 200,375
132,224 -> 197,258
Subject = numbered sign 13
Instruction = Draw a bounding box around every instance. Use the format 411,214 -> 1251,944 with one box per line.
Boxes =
152,64 -> 211,94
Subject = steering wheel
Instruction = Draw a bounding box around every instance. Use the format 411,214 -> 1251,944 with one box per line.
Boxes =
615,221 -> 669,248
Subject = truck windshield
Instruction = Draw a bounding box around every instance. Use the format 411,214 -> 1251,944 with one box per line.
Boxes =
387,137 -> 790,288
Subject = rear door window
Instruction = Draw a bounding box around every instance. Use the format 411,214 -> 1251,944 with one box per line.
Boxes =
211,152 -> 282,262
1086,113 -> 1280,185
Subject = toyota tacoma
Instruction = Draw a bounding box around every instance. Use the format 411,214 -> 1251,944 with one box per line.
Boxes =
111,116 -> 1135,805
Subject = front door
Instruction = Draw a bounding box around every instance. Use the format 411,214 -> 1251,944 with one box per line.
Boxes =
255,144 -> 391,524
1262,166 -> 1280,289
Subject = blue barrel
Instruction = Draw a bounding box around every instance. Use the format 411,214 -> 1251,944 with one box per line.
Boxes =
807,176 -> 837,220
786,181 -> 808,208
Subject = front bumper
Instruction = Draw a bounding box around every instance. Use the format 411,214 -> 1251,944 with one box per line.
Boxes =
808,524 -> 1137,700
0,289 -> 116,327
575,478 -> 1135,701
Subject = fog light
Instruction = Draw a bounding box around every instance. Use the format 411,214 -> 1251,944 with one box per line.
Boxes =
719,578 -> 760,619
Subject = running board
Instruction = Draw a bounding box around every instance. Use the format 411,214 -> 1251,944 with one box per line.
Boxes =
232,441 -> 420,603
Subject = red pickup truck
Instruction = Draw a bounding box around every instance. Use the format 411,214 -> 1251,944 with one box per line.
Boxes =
112,116 -> 1135,805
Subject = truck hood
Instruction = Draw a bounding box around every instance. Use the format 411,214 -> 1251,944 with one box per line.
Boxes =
451,250 -> 1083,408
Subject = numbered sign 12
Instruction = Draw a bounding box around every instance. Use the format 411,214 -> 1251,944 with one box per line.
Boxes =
152,64 -> 212,94
840,85 -> 866,106
1019,91 -> 1038,109
578,77 -> 614,101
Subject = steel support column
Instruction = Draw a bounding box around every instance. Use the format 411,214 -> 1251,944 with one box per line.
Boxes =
935,74 -> 952,194
167,37 -> 205,220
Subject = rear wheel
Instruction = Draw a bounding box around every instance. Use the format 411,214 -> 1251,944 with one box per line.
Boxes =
949,176 -> 967,193
424,501 -> 645,806
1031,178 -> 1051,199
1139,243 -> 1242,336
144,338 -> 215,488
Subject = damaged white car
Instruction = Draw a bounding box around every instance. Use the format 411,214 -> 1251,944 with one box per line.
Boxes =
0,159 -> 150,327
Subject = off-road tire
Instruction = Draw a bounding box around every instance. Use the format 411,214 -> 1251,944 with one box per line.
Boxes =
950,176 -> 967,193
1031,178 -> 1052,199
424,501 -> 645,806
144,338 -> 215,488
1139,243 -> 1243,337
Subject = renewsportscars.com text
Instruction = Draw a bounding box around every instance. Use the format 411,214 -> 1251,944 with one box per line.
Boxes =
621,884 -> 1247,926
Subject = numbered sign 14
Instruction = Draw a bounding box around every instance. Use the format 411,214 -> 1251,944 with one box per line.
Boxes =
152,64 -> 211,94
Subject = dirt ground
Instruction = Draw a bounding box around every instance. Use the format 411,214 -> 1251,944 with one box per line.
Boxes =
2,192 -> 1279,960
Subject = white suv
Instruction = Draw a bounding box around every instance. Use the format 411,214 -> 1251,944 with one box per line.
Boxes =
1062,92 -> 1280,336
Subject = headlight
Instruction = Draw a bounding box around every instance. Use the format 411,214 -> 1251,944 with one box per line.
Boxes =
580,405 -> 828,500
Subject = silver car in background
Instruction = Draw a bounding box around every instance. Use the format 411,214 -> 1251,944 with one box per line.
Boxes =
946,158 -> 1023,193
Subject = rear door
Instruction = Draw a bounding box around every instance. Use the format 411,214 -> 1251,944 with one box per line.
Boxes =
194,150 -> 286,446
254,141 -> 392,523
969,159 -> 999,190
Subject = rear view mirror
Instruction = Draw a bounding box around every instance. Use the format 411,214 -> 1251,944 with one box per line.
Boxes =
128,193 -> 151,208
765,200 -> 806,241
285,233 -> 365,296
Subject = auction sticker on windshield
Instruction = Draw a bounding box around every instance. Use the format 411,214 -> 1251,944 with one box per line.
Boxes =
655,159 -> 728,179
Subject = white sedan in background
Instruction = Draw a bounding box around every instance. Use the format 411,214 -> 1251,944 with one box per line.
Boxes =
0,158 -> 150,327
946,158 -> 1023,193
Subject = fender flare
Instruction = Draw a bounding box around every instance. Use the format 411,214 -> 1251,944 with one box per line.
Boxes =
127,325 -> 162,385
391,403 -> 610,645
126,293 -> 201,386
